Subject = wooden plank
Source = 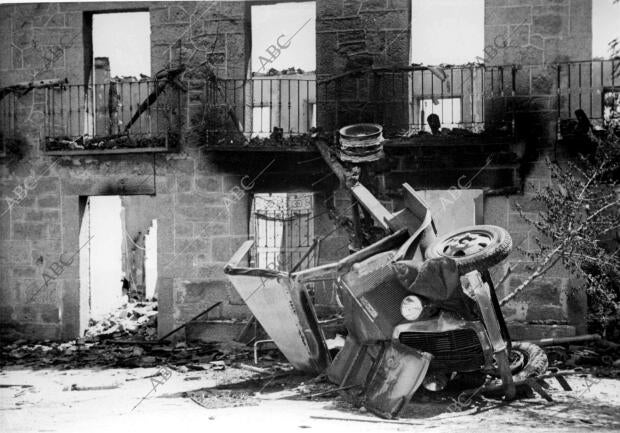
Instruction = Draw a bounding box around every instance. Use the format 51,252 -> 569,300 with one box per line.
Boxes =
225,240 -> 254,269
385,208 -> 420,232
554,375 -> 572,391
315,140 -> 348,184
292,263 -> 340,283
349,183 -> 391,230
401,183 -> 430,223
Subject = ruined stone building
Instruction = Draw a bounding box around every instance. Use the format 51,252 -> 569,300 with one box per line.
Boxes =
0,0 -> 615,341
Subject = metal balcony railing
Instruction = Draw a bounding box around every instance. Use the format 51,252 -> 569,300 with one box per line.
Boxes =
2,60 -> 617,154
317,64 -> 518,137
556,59 -> 619,125
201,75 -> 317,148
42,79 -> 181,154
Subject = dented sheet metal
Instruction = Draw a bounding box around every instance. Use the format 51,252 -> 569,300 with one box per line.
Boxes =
365,342 -> 432,419
326,335 -> 380,387
224,241 -> 330,374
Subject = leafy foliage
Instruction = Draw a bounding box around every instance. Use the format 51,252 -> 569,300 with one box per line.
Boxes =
502,128 -> 620,336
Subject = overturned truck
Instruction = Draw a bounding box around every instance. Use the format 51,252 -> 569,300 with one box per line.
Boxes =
224,141 -> 548,419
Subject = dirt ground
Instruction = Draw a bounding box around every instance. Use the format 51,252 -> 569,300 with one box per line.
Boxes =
1,363 -> 619,433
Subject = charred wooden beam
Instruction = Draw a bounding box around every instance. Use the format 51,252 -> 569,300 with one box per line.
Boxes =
0,78 -> 68,100
124,81 -> 168,133
124,67 -> 185,133
315,140 -> 358,187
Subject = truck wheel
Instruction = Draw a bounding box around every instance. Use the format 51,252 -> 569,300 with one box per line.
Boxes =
486,343 -> 548,398
509,342 -> 548,381
424,225 -> 512,274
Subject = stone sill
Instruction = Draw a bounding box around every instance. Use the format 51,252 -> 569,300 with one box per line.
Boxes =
508,322 -> 576,341
202,145 -> 318,153
383,134 -> 518,148
44,147 -> 172,156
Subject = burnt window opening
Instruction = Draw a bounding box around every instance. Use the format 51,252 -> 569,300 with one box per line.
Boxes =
45,10 -> 180,153
90,11 -> 151,137
403,0 -> 485,133
248,2 -> 316,137
555,2 -> 618,128
202,2 -> 316,145
592,0 -> 620,60
410,0 -> 483,66
92,11 -> 151,80
250,2 -> 315,75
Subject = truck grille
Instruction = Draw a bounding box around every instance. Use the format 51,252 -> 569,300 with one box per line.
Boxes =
398,329 -> 485,371
341,251 -> 409,339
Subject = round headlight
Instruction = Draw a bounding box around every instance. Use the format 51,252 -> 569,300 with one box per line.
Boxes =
401,295 -> 424,321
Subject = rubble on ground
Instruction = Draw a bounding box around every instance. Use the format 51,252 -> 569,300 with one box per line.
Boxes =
545,339 -> 620,377
84,301 -> 158,340
0,338 -> 254,370
187,389 -> 260,409
0,301 -> 256,370
45,134 -> 169,152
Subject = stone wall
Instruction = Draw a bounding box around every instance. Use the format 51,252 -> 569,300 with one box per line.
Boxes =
1,0 -> 597,341
483,0 -> 592,333
0,1 -> 348,341
485,0 -> 592,144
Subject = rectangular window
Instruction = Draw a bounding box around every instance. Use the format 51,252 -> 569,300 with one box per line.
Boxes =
592,0 -> 620,59
92,12 -> 151,78
250,2 -> 315,73
89,11 -> 152,138
411,0 -> 483,65
247,3 -> 316,138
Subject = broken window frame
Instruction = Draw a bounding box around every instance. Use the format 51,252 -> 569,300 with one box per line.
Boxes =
40,9 -> 181,156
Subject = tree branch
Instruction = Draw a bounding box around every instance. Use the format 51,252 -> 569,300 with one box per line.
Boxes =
500,199 -> 619,306
500,254 -> 562,305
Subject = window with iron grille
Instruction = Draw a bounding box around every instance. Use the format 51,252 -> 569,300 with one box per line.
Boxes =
250,192 -> 317,272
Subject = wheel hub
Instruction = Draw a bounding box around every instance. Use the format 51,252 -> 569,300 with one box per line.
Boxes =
442,232 -> 491,257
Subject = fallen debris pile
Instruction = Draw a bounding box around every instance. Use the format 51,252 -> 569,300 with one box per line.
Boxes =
84,301 -> 158,340
45,134 -> 170,152
0,300 -> 258,370
185,370 -> 337,410
0,338 -> 253,370
188,389 -> 260,409
544,339 -> 620,377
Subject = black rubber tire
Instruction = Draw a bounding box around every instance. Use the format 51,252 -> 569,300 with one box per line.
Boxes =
486,342 -> 548,396
510,342 -> 548,382
425,225 -> 512,274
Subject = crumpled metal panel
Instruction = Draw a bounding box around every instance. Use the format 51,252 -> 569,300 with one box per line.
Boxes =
225,241 -> 330,374
365,342 -> 432,419
326,335 -> 381,387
